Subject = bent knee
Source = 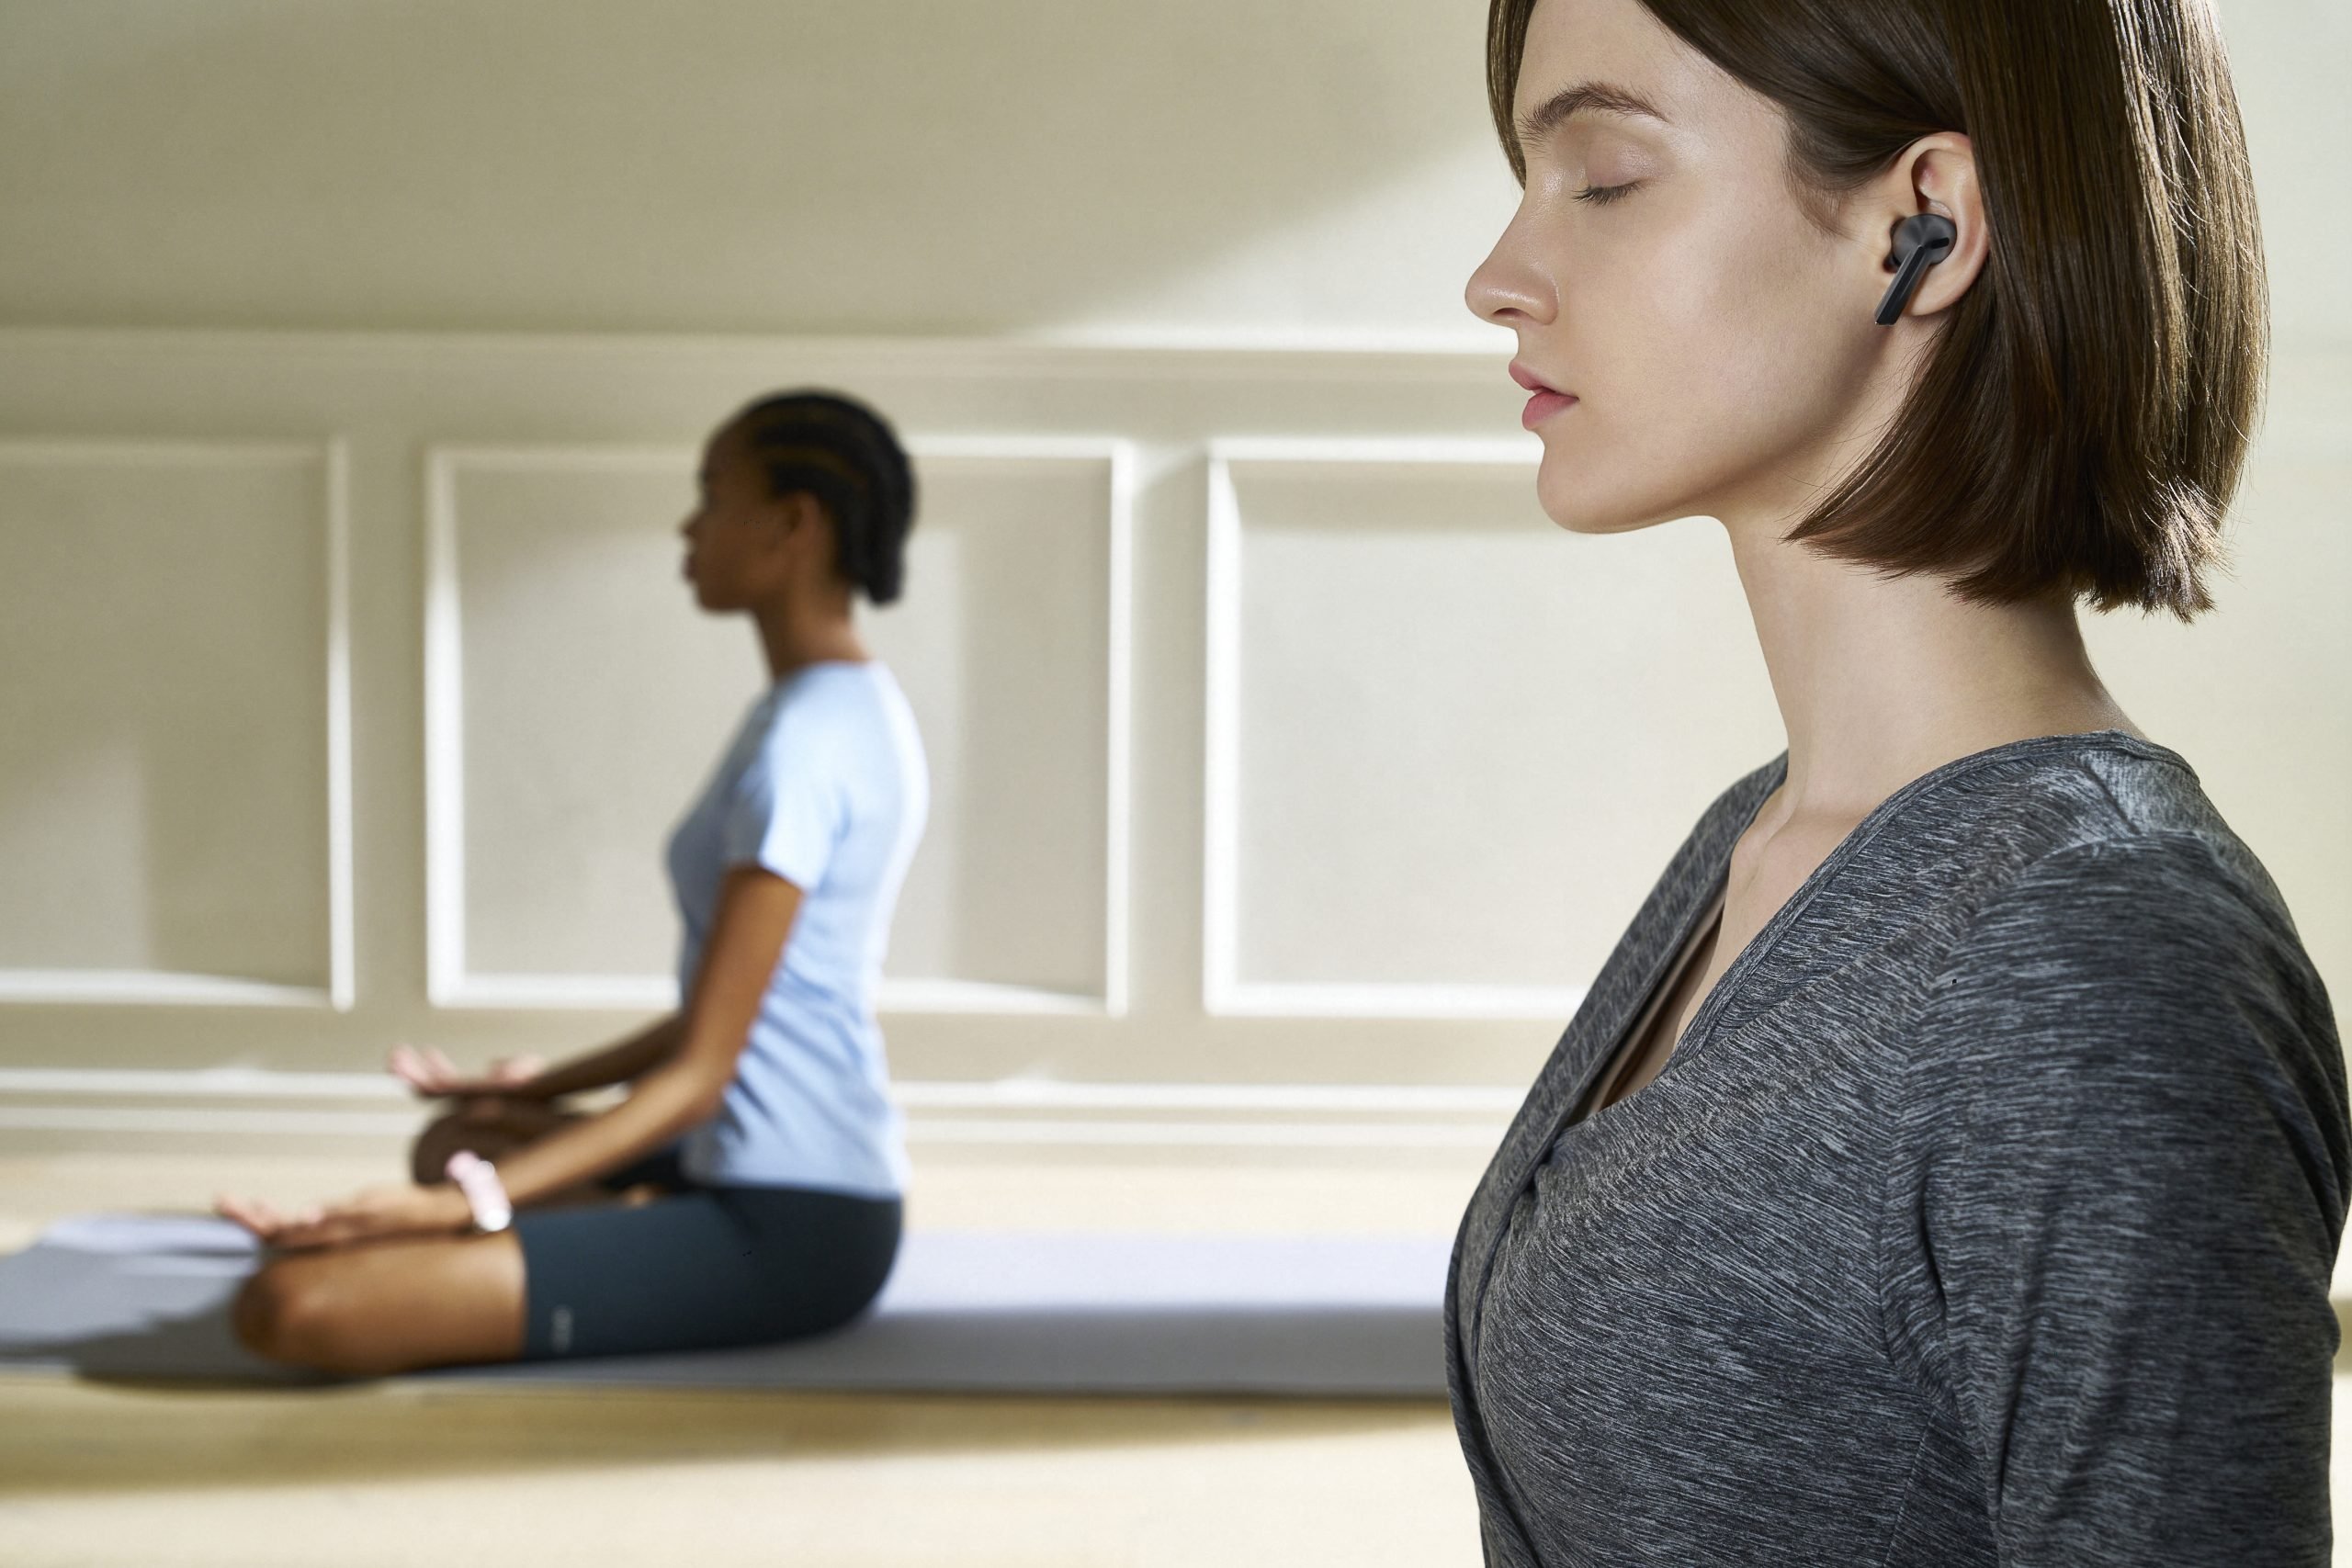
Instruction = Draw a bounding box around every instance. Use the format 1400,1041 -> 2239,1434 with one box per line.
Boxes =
233,1263 -> 358,1371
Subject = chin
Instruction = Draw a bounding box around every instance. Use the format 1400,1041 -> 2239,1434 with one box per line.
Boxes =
1533,468 -> 1645,536
1532,446 -> 1710,537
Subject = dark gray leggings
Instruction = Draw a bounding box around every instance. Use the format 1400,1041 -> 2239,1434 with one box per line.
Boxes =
510,1145 -> 901,1360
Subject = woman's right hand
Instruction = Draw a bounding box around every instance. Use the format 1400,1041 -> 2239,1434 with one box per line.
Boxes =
388,1043 -> 548,1100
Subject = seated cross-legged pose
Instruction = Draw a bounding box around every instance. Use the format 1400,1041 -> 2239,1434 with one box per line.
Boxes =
219,389 -> 930,1376
1447,0 -> 2348,1564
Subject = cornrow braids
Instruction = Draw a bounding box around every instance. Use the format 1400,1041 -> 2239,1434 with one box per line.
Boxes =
733,389 -> 916,604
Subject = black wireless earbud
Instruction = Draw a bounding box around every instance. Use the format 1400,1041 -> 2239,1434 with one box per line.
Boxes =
1873,212 -> 1958,325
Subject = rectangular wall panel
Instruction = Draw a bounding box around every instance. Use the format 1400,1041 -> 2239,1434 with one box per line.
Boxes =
428,440 -> 1130,1014
1204,440 -> 1784,1018
860,441 -> 1131,1014
0,439 -> 349,1008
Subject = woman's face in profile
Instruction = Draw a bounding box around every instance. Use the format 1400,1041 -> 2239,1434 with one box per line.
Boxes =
679,423 -> 782,612
1467,0 -> 1887,539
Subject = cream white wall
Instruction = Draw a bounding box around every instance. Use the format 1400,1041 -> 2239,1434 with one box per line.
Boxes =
0,0 -> 1521,346
0,1 -> 2344,1149
1,1 -> 2339,346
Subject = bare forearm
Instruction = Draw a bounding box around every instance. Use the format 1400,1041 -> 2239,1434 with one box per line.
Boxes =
522,1013 -> 686,1100
484,864 -> 798,1202
490,1061 -> 717,1207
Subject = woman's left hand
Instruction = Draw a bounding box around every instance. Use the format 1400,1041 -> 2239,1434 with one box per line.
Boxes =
214,1182 -> 474,1251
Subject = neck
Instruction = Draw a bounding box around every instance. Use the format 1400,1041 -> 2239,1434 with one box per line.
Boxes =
751,583 -> 867,683
1695,351 -> 2142,834
1723,521 -> 2139,831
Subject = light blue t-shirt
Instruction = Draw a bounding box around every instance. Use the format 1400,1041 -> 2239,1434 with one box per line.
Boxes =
664,660 -> 928,1198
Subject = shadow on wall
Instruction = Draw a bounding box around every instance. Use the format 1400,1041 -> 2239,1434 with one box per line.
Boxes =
0,0 -> 1519,341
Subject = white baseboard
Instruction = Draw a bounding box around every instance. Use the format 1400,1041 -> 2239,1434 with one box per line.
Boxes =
0,1067 -> 1520,1150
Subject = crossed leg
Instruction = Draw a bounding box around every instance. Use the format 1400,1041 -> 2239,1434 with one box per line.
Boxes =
233,1100 -> 633,1377
232,1227 -> 527,1376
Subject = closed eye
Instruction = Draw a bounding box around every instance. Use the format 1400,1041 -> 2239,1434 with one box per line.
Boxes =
1573,182 -> 1638,206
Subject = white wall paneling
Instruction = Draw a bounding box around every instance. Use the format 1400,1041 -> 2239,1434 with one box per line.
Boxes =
424,437 -> 1135,1016
0,327 -> 2339,1149
0,437 -> 354,1010
1204,438 -> 1784,1020
0,1066 -> 1518,1147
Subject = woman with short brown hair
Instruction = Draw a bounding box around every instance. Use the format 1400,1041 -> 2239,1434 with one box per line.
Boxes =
1448,0 -> 2346,1562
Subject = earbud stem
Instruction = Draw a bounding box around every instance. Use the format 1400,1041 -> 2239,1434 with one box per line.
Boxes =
1873,213 -> 1957,326
1874,247 -> 1936,325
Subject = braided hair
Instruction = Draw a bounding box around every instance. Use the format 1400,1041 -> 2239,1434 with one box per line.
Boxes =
732,389 -> 915,604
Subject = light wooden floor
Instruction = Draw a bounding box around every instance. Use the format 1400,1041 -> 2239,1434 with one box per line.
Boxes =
5,1143 -> 2351,1567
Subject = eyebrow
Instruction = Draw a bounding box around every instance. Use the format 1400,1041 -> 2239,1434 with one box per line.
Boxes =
1514,79 -> 1671,150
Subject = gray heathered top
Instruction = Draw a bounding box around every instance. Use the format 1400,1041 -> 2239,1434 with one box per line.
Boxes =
1446,730 -> 2350,1567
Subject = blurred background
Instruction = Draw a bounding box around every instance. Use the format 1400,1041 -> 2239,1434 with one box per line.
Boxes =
0,2 -> 2344,1565
4,0 -> 2343,1154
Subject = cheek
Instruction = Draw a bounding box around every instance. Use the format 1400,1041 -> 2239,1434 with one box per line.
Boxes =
1544,207 -> 1864,527
691,518 -> 753,589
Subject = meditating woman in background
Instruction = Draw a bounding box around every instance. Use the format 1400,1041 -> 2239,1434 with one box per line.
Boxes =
1448,0 -> 2347,1563
219,389 -> 930,1375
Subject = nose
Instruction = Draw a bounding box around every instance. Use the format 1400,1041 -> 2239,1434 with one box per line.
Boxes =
1464,202 -> 1556,328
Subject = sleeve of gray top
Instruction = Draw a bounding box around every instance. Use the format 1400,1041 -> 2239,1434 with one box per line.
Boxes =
1895,832 -> 2348,1566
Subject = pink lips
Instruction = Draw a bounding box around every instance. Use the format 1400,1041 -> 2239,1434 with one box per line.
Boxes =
1510,360 -> 1578,430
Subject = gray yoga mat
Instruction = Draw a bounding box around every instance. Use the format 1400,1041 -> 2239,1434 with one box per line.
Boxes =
0,1213 -> 1451,1396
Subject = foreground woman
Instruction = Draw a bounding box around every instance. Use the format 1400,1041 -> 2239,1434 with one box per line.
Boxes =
220,389 -> 929,1375
1448,0 -> 2347,1563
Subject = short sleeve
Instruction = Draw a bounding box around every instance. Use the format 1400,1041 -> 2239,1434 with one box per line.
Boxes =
1896,834 -> 2349,1565
718,709 -> 847,893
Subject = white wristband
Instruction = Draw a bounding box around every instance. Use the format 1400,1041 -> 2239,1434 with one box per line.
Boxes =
444,1150 -> 514,1234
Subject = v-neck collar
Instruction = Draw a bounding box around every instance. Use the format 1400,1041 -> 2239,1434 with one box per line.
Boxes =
1548,727 -> 2189,1153
1458,728 -> 2194,1358
1567,882 -> 1727,1130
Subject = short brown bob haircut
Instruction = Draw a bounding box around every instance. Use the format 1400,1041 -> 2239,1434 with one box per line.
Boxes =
1487,0 -> 2267,621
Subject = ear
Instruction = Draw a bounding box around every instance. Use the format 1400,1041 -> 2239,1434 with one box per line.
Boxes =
1866,131 -> 1990,322
766,490 -> 835,571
